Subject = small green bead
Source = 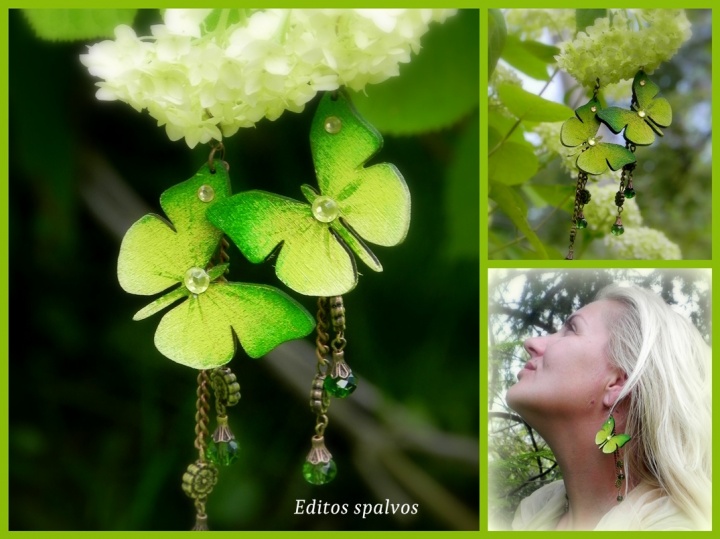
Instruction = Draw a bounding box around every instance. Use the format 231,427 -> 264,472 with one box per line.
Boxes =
207,439 -> 240,466
623,187 -> 636,199
303,459 -> 337,485
575,218 -> 588,229
611,224 -> 625,236
324,373 -> 357,398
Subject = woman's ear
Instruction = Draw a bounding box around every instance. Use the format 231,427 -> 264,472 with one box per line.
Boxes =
602,369 -> 627,409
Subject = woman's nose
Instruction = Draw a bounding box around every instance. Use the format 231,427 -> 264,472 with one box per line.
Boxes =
523,335 -> 545,357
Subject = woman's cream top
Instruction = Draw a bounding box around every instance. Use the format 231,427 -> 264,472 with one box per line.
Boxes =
512,480 -> 705,530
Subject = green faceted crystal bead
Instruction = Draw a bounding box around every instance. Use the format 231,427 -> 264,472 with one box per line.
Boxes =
206,439 -> 240,466
324,373 -> 357,398
611,224 -> 625,236
303,459 -> 337,485
575,217 -> 588,229
623,187 -> 636,199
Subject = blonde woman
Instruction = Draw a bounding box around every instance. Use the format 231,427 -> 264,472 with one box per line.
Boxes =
506,285 -> 711,530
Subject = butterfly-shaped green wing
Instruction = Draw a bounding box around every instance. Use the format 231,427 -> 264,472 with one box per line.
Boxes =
154,282 -> 315,367
207,191 -> 357,297
207,91 -> 411,297
118,161 -> 230,296
311,91 -> 411,250
117,161 -> 314,368
595,415 -> 632,454
597,70 -> 672,146
561,98 -> 636,175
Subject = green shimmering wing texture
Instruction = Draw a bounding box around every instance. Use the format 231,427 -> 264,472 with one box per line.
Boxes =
208,191 -> 357,297
597,108 -> 656,145
577,143 -> 636,175
601,434 -> 632,454
633,70 -> 672,128
118,161 -> 230,295
595,416 -> 631,453
311,91 -> 411,257
560,98 -> 601,147
595,416 -> 615,446
561,98 -> 635,174
597,71 -> 672,146
154,282 -> 315,368
208,91 -> 411,297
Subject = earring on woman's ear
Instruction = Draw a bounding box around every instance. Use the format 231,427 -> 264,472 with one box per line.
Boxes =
595,414 -> 631,502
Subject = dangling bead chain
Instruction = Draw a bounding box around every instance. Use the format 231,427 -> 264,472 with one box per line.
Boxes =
614,451 -> 626,503
302,297 -> 337,485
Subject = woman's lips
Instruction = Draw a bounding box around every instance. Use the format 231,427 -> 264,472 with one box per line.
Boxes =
517,361 -> 536,379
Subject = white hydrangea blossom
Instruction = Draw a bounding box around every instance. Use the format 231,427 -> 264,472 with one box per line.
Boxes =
556,9 -> 692,88
533,122 -> 576,172
604,227 -> 682,259
489,64 -> 522,111
80,8 -> 456,147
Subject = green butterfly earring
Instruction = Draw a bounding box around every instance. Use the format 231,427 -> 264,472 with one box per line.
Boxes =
117,149 -> 315,529
597,70 -> 672,239
561,80 -> 636,259
595,414 -> 631,502
561,71 -> 672,259
208,91 -> 411,485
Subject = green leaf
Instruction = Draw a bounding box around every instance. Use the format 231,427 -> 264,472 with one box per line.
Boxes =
23,9 -> 137,41
445,112 -> 479,260
208,91 -> 410,297
488,110 -> 526,147
521,40 -> 560,64
488,9 -> 507,78
525,184 -> 574,210
489,141 -> 538,186
498,84 -> 573,122
490,183 -> 548,259
575,9 -> 606,34
500,35 -> 551,81
349,9 -> 478,135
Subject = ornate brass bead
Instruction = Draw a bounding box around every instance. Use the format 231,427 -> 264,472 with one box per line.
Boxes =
182,460 -> 218,500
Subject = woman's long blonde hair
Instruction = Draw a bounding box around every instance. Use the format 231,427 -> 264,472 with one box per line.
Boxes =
597,285 -> 711,528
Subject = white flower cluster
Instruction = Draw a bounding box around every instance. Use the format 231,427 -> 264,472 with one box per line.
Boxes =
488,64 -> 522,112
533,122 -> 576,172
556,9 -> 692,88
81,8 -> 456,147
605,227 -> 682,259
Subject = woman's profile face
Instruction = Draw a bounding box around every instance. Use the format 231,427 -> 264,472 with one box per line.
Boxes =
506,299 -> 623,420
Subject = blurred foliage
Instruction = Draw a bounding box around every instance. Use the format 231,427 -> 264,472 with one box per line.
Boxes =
488,9 -> 711,259
487,269 -> 711,528
9,9 -> 478,531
